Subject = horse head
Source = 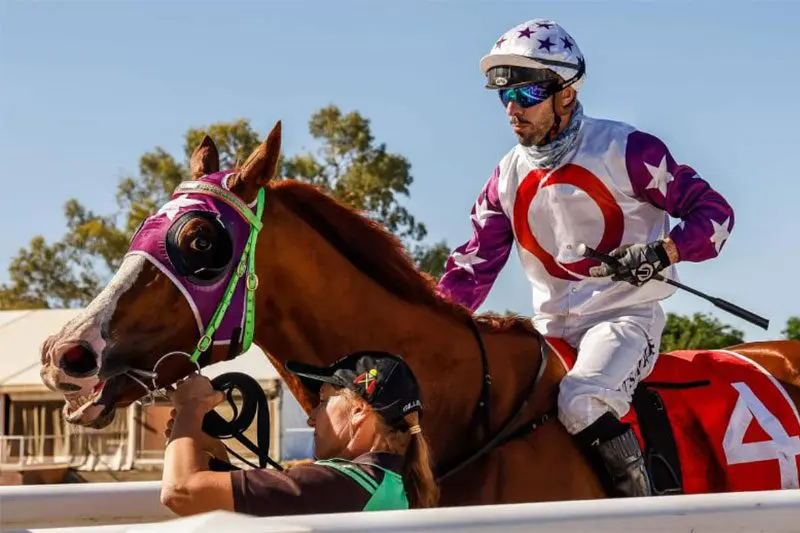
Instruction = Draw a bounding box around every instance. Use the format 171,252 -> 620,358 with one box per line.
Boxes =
39,122 -> 285,428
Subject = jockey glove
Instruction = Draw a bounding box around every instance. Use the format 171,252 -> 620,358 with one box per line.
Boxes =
588,241 -> 672,287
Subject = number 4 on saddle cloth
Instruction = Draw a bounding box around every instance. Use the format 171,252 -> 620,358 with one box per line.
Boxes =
545,337 -> 800,494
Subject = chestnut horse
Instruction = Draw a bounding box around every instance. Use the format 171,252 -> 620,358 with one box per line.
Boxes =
40,122 -> 800,506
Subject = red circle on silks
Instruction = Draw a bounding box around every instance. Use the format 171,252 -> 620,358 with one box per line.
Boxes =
513,164 -> 625,281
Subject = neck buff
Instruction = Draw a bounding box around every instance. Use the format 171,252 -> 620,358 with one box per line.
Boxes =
521,101 -> 584,169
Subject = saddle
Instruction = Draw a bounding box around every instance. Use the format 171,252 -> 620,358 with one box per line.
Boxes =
546,337 -> 800,494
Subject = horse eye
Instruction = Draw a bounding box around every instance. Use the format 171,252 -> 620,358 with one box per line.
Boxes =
190,237 -> 212,252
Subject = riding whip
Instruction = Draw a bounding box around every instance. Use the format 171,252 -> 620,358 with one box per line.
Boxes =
576,243 -> 770,331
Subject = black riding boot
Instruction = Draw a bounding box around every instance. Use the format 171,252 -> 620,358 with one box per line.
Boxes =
574,412 -> 652,498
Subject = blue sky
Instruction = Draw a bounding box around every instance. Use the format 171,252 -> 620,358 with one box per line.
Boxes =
2,1 -> 798,342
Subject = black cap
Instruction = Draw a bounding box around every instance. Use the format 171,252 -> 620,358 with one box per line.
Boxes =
286,351 -> 422,427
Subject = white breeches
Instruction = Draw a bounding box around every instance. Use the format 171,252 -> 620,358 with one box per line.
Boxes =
552,303 -> 667,435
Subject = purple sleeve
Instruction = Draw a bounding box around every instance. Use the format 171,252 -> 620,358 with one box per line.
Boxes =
436,167 -> 514,311
625,131 -> 735,262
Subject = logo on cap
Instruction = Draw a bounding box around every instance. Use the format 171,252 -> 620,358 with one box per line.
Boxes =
494,76 -> 508,87
354,368 -> 378,395
402,400 -> 421,413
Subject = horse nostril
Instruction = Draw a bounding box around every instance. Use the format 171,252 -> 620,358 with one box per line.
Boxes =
58,342 -> 99,378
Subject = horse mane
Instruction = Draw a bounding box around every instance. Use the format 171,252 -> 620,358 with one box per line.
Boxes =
271,179 -> 537,337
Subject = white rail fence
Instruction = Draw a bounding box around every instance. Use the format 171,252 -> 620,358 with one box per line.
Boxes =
1,482 -> 799,533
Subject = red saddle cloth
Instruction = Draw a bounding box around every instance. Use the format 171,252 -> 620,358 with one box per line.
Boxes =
545,337 -> 800,493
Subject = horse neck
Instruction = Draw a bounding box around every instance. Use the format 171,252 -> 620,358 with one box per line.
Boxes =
249,193 -> 553,462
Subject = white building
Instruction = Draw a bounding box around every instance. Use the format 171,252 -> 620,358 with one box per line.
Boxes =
0,309 -> 313,484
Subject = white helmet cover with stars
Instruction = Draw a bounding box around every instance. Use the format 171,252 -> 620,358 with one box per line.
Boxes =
480,19 -> 585,89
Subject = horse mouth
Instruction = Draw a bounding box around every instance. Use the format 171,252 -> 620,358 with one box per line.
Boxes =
64,381 -> 105,422
63,376 -> 128,428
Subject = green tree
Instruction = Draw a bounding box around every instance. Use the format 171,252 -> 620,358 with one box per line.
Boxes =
783,316 -> 800,341
0,285 -> 47,310
412,240 -> 449,280
660,312 -> 745,352
283,105 -> 448,277
1,108 -> 449,309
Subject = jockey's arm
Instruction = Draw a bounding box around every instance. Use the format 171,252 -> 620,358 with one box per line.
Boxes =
625,131 -> 735,263
436,166 -> 514,311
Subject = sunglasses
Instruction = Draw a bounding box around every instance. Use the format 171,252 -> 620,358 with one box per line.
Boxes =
498,83 -> 555,108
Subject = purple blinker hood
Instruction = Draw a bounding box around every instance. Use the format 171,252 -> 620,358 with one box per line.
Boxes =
126,171 -> 259,352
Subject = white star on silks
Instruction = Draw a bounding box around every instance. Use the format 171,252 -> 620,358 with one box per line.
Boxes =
470,196 -> 503,229
644,155 -> 675,197
452,248 -> 487,275
156,194 -> 204,221
710,217 -> 731,254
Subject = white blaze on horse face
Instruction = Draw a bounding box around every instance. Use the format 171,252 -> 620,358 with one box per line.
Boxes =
51,255 -> 147,370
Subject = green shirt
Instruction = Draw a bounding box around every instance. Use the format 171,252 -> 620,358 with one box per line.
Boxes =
314,457 -> 409,511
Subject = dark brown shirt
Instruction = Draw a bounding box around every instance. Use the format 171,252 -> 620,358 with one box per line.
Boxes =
230,452 -> 404,517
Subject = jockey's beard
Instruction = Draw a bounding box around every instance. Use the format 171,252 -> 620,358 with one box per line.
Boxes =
511,112 -> 556,147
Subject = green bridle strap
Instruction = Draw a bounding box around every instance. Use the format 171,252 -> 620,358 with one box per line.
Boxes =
242,190 -> 265,354
167,180 -> 265,364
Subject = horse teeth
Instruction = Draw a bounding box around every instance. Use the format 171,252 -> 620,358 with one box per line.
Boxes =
65,385 -> 106,419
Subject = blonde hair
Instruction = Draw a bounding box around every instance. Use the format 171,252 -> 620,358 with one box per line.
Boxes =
339,388 -> 439,508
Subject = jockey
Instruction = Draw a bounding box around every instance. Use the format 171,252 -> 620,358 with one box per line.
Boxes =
436,18 -> 735,497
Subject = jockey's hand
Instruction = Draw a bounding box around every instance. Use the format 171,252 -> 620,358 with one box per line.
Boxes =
588,241 -> 672,286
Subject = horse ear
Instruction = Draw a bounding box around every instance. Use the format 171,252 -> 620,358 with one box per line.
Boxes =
190,135 -> 220,179
229,121 -> 282,202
